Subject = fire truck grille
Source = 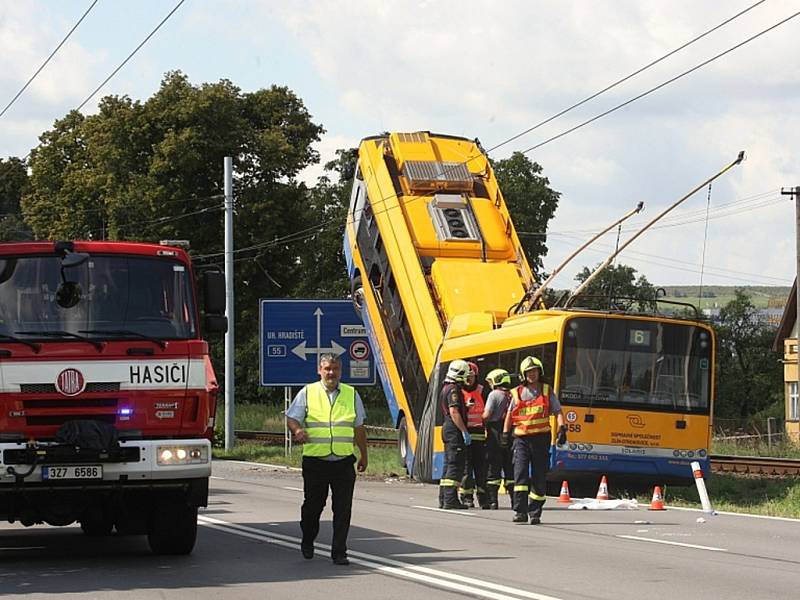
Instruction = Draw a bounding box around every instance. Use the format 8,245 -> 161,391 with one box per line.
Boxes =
22,398 -> 118,409
25,414 -> 117,427
19,382 -> 121,394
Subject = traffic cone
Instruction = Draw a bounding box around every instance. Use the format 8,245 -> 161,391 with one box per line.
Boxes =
557,481 -> 572,503
595,475 -> 610,500
649,486 -> 666,511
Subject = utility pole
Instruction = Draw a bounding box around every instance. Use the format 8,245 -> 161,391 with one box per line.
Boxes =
782,185 -> 800,423
224,157 -> 235,451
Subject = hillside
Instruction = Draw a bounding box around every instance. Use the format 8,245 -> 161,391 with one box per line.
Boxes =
659,286 -> 791,310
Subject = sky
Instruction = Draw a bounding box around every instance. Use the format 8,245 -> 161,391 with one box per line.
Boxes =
1,0 -> 799,289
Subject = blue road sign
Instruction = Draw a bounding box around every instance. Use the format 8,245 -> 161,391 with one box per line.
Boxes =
260,299 -> 375,387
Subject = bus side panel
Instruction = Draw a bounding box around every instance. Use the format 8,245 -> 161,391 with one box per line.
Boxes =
551,406 -> 711,484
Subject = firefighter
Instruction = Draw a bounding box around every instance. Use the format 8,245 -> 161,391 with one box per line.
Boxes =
502,356 -> 567,524
482,368 -> 514,510
438,359 -> 472,510
459,362 -> 490,509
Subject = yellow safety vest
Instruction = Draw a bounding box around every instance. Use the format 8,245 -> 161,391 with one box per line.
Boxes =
303,382 -> 356,457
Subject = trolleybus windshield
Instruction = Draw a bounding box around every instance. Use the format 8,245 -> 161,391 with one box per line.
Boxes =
559,317 -> 711,414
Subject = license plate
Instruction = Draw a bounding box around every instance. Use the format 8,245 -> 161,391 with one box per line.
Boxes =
42,465 -> 103,480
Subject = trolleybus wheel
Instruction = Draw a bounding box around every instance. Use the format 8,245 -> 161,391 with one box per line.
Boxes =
398,416 -> 410,474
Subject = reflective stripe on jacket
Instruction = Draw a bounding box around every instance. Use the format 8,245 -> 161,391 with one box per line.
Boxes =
509,384 -> 551,437
463,386 -> 486,438
303,382 -> 356,457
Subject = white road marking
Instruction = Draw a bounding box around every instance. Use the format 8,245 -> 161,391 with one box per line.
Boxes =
617,534 -> 728,552
664,505 -> 800,523
199,515 -> 563,600
282,486 -> 304,492
210,476 -> 225,480
412,505 -> 480,517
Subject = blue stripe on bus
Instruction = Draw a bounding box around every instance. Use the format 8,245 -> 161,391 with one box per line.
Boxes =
343,231 -> 355,278
551,448 -> 711,479
359,302 -> 400,427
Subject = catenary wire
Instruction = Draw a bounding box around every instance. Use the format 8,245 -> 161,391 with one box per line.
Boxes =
484,0 -> 767,154
0,0 -> 100,120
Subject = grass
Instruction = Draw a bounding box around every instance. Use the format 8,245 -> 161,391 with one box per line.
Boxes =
215,401 -> 800,518
214,443 -> 405,478
645,474 -> 800,519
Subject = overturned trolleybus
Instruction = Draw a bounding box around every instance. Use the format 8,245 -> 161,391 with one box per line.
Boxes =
344,131 -> 740,490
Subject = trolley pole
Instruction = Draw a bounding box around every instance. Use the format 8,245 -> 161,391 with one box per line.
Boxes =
783,185 -> 800,415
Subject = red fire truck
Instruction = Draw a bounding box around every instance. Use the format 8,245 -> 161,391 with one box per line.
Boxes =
0,240 -> 226,554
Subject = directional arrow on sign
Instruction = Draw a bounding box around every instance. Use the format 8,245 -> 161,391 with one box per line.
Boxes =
291,339 -> 346,361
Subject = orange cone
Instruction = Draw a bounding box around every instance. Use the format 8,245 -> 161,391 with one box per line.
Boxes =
595,475 -> 610,500
557,481 -> 572,503
649,486 -> 666,511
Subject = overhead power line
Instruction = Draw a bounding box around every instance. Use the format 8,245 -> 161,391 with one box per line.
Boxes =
518,9 -> 800,155
0,0 -> 99,120
485,0 -> 767,154
75,0 -> 186,112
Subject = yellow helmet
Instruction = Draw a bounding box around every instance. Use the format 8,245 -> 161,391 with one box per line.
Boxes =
519,356 -> 544,378
485,368 -> 512,388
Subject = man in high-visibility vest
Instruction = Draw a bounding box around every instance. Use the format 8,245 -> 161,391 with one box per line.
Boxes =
459,362 -> 490,509
502,356 -> 567,524
286,353 -> 368,565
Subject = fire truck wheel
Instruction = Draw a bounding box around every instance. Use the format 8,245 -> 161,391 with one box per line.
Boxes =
147,503 -> 198,555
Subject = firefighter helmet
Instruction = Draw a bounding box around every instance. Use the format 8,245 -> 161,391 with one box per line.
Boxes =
485,368 -> 512,388
445,359 -> 471,383
519,356 -> 544,378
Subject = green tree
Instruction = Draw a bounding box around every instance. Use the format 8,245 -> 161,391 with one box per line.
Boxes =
714,289 -> 783,419
492,151 -> 560,277
0,157 -> 32,240
22,71 -> 325,403
570,263 -> 657,311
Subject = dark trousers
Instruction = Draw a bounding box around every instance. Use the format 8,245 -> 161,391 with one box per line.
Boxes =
439,420 -> 466,507
460,437 -> 488,505
301,455 -> 356,559
512,433 -> 550,517
486,422 -> 514,491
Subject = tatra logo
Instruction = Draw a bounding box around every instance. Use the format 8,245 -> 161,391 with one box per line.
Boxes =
56,368 -> 86,396
627,414 -> 645,429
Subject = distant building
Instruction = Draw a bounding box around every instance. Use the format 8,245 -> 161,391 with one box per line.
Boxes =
772,280 -> 800,444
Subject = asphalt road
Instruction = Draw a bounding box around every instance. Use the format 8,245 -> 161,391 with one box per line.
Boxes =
1,460 -> 798,600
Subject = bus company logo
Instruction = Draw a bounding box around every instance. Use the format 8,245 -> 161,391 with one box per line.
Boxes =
626,414 -> 645,429
55,368 -> 86,396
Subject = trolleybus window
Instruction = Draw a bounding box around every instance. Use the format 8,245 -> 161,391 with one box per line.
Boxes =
559,317 -> 711,414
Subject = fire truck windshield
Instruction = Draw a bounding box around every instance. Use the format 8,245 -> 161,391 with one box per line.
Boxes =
0,254 -> 196,342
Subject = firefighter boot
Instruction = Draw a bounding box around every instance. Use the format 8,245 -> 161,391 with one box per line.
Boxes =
459,493 -> 475,509
512,512 -> 528,523
529,499 -> 544,525
486,485 -> 499,510
443,487 -> 468,510
477,489 -> 491,510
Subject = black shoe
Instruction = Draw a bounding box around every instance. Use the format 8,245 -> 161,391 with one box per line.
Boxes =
489,502 -> 498,510
301,544 -> 314,559
442,502 -> 469,510
332,556 -> 350,566
480,503 -> 491,510
512,512 -> 528,523
530,516 -> 541,525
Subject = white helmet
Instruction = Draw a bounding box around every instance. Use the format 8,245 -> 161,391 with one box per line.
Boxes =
445,359 -> 471,384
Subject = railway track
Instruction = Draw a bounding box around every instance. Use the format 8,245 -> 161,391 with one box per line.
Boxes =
234,430 -> 396,448
233,431 -> 800,476
709,454 -> 800,477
